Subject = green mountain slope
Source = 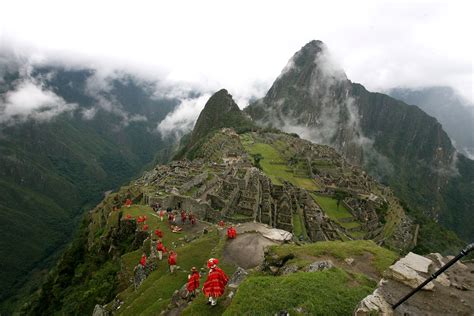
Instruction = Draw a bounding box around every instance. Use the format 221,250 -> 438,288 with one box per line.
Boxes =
388,86 -> 474,158
0,66 -> 178,308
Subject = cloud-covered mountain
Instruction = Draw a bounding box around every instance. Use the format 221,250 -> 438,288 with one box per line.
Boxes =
245,40 -> 474,242
388,86 -> 474,159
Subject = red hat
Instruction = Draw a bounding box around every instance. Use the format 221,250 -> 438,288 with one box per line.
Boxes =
207,258 -> 219,268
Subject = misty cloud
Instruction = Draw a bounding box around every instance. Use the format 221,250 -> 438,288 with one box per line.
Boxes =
157,94 -> 211,139
0,79 -> 77,124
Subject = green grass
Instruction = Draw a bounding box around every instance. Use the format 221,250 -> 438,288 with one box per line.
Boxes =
292,211 -> 308,240
243,139 -> 317,191
224,268 -> 375,315
311,194 -> 364,238
269,240 -> 398,274
312,194 -> 352,220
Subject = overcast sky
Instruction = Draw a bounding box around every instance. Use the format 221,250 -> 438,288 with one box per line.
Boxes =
1,0 -> 473,104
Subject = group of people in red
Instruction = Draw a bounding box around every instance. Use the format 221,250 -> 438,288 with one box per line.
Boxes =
138,239 -> 177,272
186,258 -> 229,306
137,254 -> 228,306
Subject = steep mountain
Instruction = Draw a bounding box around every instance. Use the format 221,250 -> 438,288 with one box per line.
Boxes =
22,90 -> 465,315
388,86 -> 474,159
0,65 -> 179,308
245,40 -> 474,242
175,89 -> 255,159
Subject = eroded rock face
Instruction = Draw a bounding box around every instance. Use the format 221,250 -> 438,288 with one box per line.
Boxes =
306,260 -> 334,272
355,253 -> 474,315
227,267 -> 248,289
355,286 -> 393,316
385,252 -> 434,290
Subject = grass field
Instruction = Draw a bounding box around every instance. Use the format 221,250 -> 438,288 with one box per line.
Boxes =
311,194 -> 352,220
242,136 -> 317,191
224,268 -> 375,315
268,240 -> 398,274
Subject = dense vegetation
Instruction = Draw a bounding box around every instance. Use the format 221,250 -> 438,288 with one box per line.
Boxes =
0,67 -> 177,310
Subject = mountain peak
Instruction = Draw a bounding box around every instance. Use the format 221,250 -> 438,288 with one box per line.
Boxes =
183,89 -> 255,157
199,88 -> 240,113
303,39 -> 326,50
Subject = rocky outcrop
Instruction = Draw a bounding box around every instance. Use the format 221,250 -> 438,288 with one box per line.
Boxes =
306,260 -> 334,272
354,253 -> 474,315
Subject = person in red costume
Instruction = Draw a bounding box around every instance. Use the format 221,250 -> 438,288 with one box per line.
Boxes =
218,220 -> 225,227
125,198 -> 132,207
143,224 -> 149,231
139,252 -> 147,267
227,226 -> 237,239
168,251 -> 177,274
186,267 -> 200,298
202,258 -> 228,306
181,210 -> 187,224
154,229 -> 163,238
156,239 -> 166,260
159,210 -> 165,221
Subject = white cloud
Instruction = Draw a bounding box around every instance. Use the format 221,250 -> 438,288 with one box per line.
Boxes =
0,0 -> 471,103
81,107 -> 97,120
0,79 -> 77,123
157,94 -> 211,139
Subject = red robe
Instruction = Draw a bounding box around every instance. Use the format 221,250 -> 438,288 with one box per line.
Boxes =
140,255 -> 147,267
187,272 -> 200,292
125,198 -> 132,207
154,229 -> 163,238
168,253 -> 177,265
143,224 -> 149,231
181,211 -> 187,223
203,267 -> 228,297
227,227 -> 237,239
156,242 -> 166,252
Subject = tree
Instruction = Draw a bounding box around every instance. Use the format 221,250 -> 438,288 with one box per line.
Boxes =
251,153 -> 264,170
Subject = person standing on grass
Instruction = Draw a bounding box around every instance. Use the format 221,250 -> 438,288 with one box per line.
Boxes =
154,228 -> 163,238
159,209 -> 165,221
187,267 -> 200,299
139,252 -> 147,267
156,239 -> 166,260
181,210 -> 187,224
168,251 -> 177,274
203,258 -> 228,306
